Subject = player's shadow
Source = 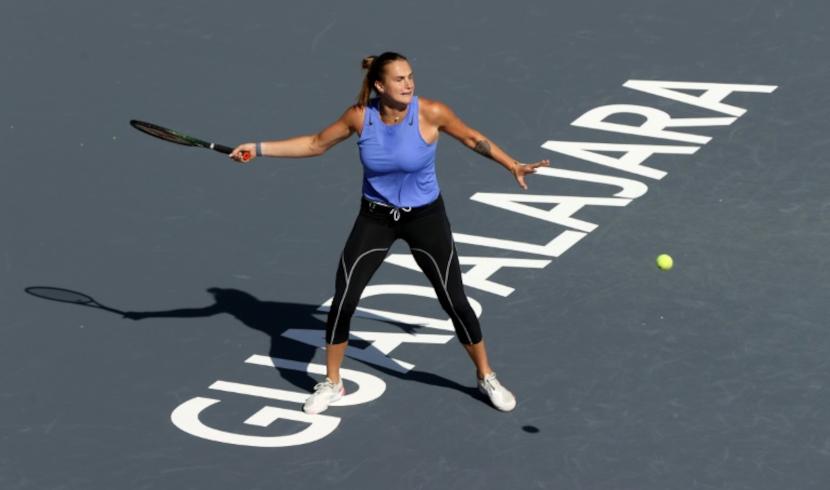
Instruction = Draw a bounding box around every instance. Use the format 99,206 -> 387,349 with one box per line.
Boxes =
37,286 -> 483,402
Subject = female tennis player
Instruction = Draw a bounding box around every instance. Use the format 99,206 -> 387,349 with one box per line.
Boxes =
230,52 -> 548,414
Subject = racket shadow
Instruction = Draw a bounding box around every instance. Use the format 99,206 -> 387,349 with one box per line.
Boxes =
123,287 -> 326,392
25,285 -> 481,401
123,287 -> 481,401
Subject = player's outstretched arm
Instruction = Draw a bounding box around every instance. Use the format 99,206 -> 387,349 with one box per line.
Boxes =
229,105 -> 363,162
424,99 -> 549,190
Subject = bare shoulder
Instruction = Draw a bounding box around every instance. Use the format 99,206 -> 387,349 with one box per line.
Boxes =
419,97 -> 456,125
337,104 -> 365,132
344,104 -> 365,124
420,97 -> 469,133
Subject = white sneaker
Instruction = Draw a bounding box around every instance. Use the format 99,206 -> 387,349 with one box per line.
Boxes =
478,372 -> 517,412
303,378 -> 345,414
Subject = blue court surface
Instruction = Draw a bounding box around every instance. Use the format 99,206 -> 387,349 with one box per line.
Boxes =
3,1 -> 830,489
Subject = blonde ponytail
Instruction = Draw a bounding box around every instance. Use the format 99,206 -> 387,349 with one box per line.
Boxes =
356,56 -> 376,107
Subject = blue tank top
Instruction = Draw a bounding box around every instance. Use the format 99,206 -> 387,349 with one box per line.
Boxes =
358,96 -> 440,208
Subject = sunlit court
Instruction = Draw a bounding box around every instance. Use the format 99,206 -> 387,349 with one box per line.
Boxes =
3,2 -> 829,489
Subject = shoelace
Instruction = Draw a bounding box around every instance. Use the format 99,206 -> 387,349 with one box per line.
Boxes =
389,206 -> 412,222
481,373 -> 501,392
313,379 -> 339,393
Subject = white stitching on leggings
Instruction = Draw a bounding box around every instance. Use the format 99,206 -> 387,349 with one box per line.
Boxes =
444,246 -> 454,288
330,247 -> 389,343
411,247 -> 473,344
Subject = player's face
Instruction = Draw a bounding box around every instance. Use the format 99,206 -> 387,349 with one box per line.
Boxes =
375,60 -> 415,105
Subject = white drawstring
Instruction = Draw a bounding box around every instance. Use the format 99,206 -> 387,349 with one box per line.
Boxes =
389,206 -> 412,221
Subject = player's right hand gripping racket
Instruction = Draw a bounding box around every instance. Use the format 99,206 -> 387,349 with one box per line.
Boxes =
130,119 -> 250,161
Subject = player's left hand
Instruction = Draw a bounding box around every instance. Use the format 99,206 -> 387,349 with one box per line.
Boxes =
511,159 -> 550,190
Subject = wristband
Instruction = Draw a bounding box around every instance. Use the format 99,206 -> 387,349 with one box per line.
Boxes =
256,142 -> 263,157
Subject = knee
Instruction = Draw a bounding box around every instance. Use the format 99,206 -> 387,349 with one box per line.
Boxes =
444,292 -> 476,318
337,297 -> 360,318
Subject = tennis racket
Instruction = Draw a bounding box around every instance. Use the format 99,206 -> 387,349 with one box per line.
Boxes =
25,287 -> 125,315
130,119 -> 250,161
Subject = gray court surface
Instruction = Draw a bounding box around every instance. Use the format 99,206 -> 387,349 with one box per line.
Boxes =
3,1 -> 830,489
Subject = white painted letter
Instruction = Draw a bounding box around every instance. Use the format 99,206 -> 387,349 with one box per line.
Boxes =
171,397 -> 340,447
320,284 -> 483,333
534,166 -> 648,199
572,104 -> 736,144
452,231 -> 586,258
470,192 -> 631,232
623,80 -> 777,117
384,253 -> 549,297
209,355 -> 387,407
540,141 -> 698,180
282,327 -> 452,373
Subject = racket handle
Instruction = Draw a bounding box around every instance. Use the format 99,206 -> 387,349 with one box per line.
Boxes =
213,143 -> 234,154
212,143 -> 251,162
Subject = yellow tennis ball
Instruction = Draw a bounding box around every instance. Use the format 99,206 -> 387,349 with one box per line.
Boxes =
656,254 -> 674,271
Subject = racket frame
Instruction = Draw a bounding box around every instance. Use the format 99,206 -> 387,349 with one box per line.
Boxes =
129,119 -> 249,160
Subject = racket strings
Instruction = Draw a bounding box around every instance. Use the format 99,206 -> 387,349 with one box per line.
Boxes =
131,121 -> 199,147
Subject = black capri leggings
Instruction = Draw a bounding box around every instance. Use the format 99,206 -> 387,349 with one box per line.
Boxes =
326,195 -> 482,345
